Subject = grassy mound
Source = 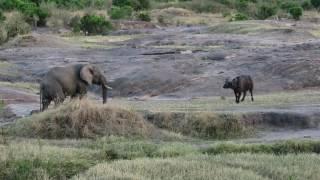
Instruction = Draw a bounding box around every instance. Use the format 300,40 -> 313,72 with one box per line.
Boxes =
8,100 -> 154,138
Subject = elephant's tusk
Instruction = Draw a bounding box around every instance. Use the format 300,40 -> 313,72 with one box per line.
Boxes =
104,85 -> 113,89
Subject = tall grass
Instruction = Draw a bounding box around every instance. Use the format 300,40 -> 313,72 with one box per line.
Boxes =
146,112 -> 250,139
8,100 -> 154,139
0,141 -> 101,179
74,153 -> 320,180
1,137 -> 320,179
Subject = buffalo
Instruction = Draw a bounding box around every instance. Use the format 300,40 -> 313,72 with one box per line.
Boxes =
223,75 -> 254,103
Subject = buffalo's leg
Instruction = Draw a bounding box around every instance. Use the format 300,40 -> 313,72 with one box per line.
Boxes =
250,89 -> 254,101
241,91 -> 247,102
234,90 -> 238,103
237,92 -> 241,103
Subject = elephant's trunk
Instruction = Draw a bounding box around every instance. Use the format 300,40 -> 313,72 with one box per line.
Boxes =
102,85 -> 107,104
100,76 -> 112,104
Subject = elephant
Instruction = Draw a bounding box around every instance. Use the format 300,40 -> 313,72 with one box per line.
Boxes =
40,64 -> 112,111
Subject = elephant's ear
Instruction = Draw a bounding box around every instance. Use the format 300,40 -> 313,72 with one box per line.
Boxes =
80,65 -> 93,85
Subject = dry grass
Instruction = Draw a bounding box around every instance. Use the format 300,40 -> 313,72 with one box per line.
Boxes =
150,8 -> 226,26
0,81 -> 39,93
8,99 -> 154,138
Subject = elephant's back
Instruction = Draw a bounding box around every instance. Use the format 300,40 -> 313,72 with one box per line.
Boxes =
43,65 -> 82,94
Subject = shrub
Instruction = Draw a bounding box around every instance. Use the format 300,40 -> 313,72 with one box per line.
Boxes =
230,13 -> 248,21
302,0 -> 313,10
289,6 -> 303,20
80,14 -> 113,35
109,6 -> 133,19
5,12 -> 31,38
235,0 -> 249,13
311,0 -> 320,9
0,0 -> 48,26
280,2 -> 299,12
137,11 -> 151,21
256,4 -> 277,20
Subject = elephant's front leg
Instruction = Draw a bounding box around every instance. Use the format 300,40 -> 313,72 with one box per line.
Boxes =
73,87 -> 88,100
53,90 -> 65,107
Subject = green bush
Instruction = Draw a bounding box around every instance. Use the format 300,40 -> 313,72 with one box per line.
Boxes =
109,6 -> 133,19
235,0 -> 249,13
256,4 -> 277,20
137,11 -> 151,22
311,0 -> 320,9
289,6 -> 303,20
280,1 -> 299,12
230,13 -> 248,21
80,14 -> 113,35
112,0 -> 150,10
302,0 -> 313,10
0,0 -> 48,26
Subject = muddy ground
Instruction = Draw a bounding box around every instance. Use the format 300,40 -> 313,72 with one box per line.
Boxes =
1,19 -> 320,141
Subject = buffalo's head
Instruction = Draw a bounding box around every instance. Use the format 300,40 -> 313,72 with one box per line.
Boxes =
223,78 -> 233,89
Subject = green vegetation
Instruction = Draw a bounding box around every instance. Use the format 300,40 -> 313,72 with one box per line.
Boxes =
302,0 -> 313,10
311,0 -> 320,9
1,136 -> 320,179
137,11 -> 151,21
203,140 -> 320,154
230,13 -> 249,21
75,154 -> 320,180
80,14 -> 112,35
257,4 -> 277,20
147,112 -> 250,139
289,6 -> 303,20
113,0 -> 151,10
109,6 -> 133,19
